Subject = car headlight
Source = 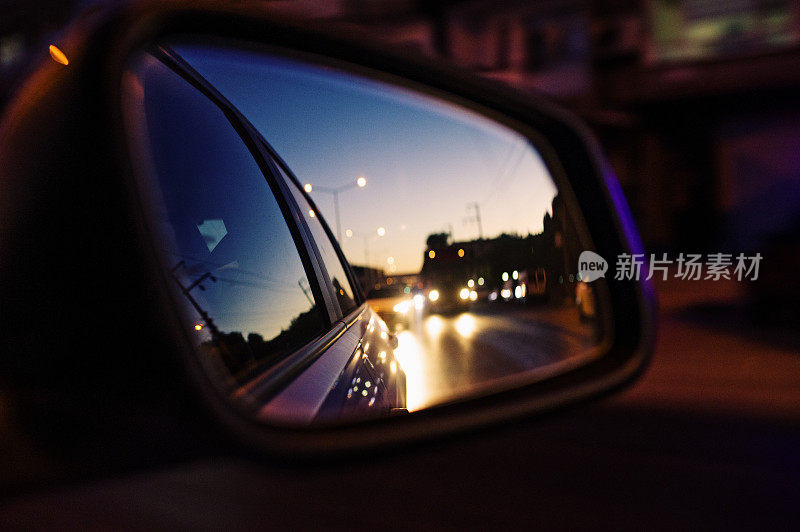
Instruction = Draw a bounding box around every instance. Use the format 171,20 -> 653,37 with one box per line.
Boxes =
413,294 -> 425,310
459,288 -> 469,300
428,289 -> 440,302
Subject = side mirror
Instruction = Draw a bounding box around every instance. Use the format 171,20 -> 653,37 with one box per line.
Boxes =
0,3 -> 655,458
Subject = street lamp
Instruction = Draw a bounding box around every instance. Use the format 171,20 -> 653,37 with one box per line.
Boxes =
344,227 -> 385,267
345,228 -> 385,289
304,176 -> 367,242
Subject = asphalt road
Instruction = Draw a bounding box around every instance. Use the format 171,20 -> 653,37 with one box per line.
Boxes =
393,303 -> 597,411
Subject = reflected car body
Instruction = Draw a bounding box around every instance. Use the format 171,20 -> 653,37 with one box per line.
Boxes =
122,43 -> 409,423
321,308 -> 407,419
260,306 -> 407,424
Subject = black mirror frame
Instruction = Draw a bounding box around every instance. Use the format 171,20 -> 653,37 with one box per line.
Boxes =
7,1 -> 656,457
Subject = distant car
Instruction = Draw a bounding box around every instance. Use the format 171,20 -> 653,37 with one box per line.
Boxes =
366,284 -> 415,330
498,277 -> 518,302
424,279 -> 473,314
526,267 -> 547,300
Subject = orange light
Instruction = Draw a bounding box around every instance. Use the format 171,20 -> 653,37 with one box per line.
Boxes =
458,248 -> 465,258
49,45 -> 69,66
386,277 -> 393,285
194,324 -> 203,331
308,209 -> 315,218
428,250 -> 435,259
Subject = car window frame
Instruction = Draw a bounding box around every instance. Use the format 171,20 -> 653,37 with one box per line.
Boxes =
259,145 -> 366,315
156,43 -> 365,321
147,45 -> 349,345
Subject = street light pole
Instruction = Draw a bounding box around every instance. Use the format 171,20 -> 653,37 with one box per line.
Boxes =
304,176 -> 367,243
332,190 -> 341,243
345,227 -> 385,268
362,233 -> 370,266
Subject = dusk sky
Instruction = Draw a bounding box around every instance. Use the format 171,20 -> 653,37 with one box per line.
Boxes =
176,44 -> 559,274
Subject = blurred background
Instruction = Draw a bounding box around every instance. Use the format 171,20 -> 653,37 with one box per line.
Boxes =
4,0 -> 798,290
2,1 -> 798,414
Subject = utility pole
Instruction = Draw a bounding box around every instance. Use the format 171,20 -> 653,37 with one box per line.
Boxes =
345,228 -> 386,288
466,202 -> 484,239
443,223 -> 454,244
298,278 -> 314,306
304,176 -> 367,243
170,261 -> 221,338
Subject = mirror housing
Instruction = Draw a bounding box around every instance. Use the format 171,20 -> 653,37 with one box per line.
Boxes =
0,2 -> 655,461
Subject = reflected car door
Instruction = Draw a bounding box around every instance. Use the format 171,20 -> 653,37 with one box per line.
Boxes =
128,50 -> 337,380
264,154 -> 408,422
129,48 -> 405,424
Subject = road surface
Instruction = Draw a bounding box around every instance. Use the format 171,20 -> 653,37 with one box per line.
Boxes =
393,303 -> 598,411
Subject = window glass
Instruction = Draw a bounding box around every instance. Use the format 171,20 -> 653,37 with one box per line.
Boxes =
125,54 -> 326,380
275,163 -> 359,314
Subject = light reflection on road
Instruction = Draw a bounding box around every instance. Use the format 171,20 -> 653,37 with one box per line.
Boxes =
393,308 -> 595,412
393,330 -> 428,411
454,314 -> 477,338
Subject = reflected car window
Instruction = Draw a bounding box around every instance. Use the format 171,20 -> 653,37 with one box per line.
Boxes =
275,163 -> 359,314
124,54 -> 326,381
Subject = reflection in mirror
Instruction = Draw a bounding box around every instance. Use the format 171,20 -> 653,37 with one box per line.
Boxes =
124,41 -> 609,427
123,54 -> 328,390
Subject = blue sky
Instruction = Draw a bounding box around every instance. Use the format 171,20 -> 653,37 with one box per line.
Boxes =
176,44 -> 558,273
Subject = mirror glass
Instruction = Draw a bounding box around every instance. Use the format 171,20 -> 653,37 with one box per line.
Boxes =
123,40 -> 610,426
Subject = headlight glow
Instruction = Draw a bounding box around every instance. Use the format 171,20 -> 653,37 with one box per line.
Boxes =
459,288 -> 470,300
393,300 -> 411,314
428,289 -> 440,302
